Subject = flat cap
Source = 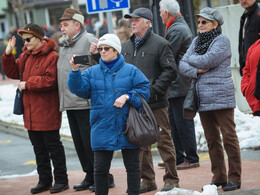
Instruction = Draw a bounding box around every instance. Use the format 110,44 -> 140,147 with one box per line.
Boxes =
124,7 -> 153,21
196,7 -> 224,26
60,8 -> 84,25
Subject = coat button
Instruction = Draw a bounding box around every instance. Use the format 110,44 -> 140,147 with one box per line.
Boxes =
114,72 -> 116,75
115,90 -> 118,93
117,112 -> 120,114
119,132 -> 121,135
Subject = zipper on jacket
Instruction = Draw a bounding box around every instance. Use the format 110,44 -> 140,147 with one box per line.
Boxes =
142,52 -> 144,57
134,49 -> 137,57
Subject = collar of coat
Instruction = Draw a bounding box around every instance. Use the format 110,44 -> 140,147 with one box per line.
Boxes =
130,28 -> 152,49
99,54 -> 125,72
242,2 -> 259,19
23,38 -> 56,56
61,28 -> 86,47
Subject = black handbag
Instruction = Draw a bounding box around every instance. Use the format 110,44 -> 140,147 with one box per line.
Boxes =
124,94 -> 160,147
183,78 -> 199,119
13,69 -> 24,115
13,88 -> 24,115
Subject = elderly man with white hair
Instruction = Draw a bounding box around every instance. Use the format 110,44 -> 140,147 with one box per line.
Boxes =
159,0 -> 200,171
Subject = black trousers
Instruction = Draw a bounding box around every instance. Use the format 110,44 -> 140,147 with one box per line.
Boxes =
66,109 -> 94,183
94,149 -> 140,195
28,130 -> 68,185
168,97 -> 199,165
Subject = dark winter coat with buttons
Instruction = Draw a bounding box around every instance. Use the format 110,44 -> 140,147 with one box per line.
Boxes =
2,38 -> 61,131
121,28 -> 177,109
67,54 -> 150,151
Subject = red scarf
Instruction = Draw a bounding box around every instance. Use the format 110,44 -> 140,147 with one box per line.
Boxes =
165,13 -> 182,34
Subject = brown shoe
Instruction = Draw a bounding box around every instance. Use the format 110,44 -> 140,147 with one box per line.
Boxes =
140,182 -> 157,194
157,161 -> 165,167
177,162 -> 200,170
161,183 -> 179,191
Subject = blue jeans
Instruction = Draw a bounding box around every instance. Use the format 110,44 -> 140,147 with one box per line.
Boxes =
168,97 -> 199,164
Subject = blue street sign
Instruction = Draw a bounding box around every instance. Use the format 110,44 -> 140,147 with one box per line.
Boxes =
86,0 -> 130,14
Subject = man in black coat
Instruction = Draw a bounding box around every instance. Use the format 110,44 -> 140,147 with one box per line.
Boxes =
239,0 -> 260,76
122,7 -> 179,193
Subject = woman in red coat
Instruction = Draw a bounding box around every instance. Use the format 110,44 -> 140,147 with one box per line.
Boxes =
241,39 -> 260,116
2,23 -> 68,194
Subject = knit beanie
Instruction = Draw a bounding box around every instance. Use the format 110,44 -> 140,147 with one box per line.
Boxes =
97,34 -> 121,54
59,8 -> 84,25
18,23 -> 45,39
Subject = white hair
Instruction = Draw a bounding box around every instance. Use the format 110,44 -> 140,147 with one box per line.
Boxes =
159,0 -> 180,17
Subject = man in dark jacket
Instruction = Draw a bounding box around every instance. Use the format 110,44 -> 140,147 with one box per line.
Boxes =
159,0 -> 200,170
122,7 -> 179,193
239,0 -> 260,76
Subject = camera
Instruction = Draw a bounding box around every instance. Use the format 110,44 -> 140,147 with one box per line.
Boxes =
73,55 -> 89,65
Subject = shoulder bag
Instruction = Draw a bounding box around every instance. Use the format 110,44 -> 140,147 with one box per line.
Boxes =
124,94 -> 160,147
183,78 -> 199,119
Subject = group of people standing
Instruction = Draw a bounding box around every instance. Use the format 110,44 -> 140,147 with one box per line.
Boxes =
1,0 -> 259,194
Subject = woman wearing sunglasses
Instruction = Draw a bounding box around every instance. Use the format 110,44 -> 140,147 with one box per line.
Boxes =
2,23 -> 69,194
68,33 -> 150,195
179,7 -> 241,191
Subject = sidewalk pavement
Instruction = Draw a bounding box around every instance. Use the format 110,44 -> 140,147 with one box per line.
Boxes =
1,160 -> 260,195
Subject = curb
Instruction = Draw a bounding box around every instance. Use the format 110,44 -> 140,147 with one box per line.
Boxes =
0,121 -> 160,158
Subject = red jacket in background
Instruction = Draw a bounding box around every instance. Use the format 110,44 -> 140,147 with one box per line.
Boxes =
2,38 -> 61,130
241,39 -> 260,116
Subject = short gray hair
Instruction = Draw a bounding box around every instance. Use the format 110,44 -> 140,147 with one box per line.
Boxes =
159,0 -> 180,17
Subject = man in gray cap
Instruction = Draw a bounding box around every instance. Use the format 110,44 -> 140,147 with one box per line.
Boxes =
122,7 -> 180,193
57,8 -> 115,191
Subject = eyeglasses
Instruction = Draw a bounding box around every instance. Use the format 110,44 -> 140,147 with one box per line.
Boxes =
23,36 -> 34,42
197,20 -> 210,25
97,47 -> 112,52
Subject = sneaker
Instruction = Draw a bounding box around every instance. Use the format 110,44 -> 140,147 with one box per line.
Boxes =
140,182 -> 157,194
161,183 -> 179,191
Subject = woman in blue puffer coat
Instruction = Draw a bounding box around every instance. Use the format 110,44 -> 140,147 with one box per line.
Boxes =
68,33 -> 150,195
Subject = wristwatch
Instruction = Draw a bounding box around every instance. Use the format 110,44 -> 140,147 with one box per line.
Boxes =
125,94 -> 129,100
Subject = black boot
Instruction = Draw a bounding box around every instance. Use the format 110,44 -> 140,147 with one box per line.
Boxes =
30,183 -> 52,194
50,183 -> 69,193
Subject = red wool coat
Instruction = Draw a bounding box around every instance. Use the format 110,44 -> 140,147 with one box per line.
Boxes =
2,38 -> 61,130
241,39 -> 260,115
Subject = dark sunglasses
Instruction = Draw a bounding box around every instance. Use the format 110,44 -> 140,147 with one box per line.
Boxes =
197,20 -> 210,25
97,47 -> 112,52
23,36 -> 34,42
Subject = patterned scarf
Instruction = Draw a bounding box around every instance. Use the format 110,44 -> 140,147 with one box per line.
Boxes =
195,27 -> 222,55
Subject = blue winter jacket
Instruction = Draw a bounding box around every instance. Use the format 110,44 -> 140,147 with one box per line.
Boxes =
68,54 -> 150,151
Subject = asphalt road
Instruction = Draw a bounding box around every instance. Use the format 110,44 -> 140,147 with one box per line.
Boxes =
1,129 -> 260,178
0,130 -> 163,177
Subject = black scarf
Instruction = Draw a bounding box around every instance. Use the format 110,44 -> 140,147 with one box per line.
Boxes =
195,27 -> 222,55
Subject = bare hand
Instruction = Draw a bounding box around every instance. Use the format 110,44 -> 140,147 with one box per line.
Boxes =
70,55 -> 80,71
90,39 -> 98,55
198,69 -> 209,74
113,95 -> 128,108
18,81 -> 26,91
6,36 -> 16,55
